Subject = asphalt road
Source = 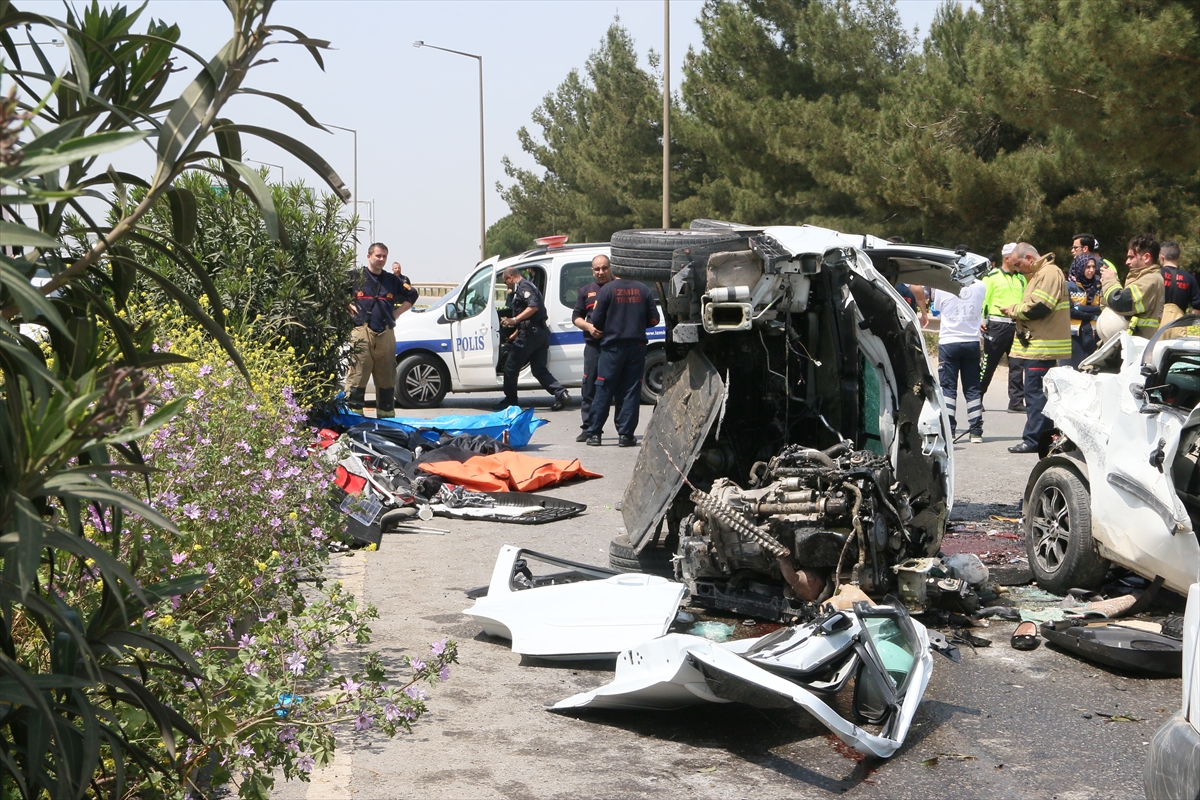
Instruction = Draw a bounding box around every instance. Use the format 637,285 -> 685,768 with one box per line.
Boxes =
278,369 -> 1181,800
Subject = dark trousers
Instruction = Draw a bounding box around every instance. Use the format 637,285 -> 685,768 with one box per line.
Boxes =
1021,361 -> 1053,448
502,326 -> 564,403
980,320 -> 1024,408
587,344 -> 647,438
938,341 -> 983,435
579,344 -> 600,430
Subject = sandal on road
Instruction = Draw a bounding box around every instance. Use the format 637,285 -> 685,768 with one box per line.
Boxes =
1011,620 -> 1041,651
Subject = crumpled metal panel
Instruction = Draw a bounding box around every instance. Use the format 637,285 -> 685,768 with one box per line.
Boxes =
622,350 -> 726,553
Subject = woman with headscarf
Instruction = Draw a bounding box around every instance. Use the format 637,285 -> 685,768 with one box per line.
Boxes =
1066,253 -> 1104,364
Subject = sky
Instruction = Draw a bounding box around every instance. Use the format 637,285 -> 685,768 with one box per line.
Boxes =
18,0 -> 949,283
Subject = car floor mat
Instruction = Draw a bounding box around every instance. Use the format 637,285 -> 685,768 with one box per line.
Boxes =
432,492 -> 586,524
1039,619 -> 1183,676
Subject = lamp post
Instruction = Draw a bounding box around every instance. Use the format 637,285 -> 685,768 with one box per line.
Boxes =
413,40 -> 486,262
245,159 -> 284,183
321,122 -> 360,244
662,0 -> 671,229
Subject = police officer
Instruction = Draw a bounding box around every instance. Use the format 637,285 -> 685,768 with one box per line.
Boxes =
346,243 -> 419,417
571,254 -> 614,441
495,266 -> 569,411
583,276 -> 660,447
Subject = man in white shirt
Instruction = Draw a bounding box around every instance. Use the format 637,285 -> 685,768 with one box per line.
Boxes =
931,281 -> 988,443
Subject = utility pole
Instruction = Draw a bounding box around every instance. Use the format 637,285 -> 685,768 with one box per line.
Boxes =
662,0 -> 671,229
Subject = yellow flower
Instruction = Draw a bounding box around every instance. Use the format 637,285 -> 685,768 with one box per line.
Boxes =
256,561 -> 267,571
270,550 -> 279,560
193,544 -> 203,552
157,615 -> 174,628
365,543 -> 377,552
288,512 -> 298,520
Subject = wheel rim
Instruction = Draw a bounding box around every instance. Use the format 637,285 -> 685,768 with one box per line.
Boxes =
1031,485 -> 1071,574
644,358 -> 665,397
404,363 -> 442,403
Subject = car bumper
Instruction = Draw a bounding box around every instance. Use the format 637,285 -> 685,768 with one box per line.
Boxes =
1145,710 -> 1200,800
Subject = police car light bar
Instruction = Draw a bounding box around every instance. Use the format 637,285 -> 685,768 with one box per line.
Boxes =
534,235 -> 569,249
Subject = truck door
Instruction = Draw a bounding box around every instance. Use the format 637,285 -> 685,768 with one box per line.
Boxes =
450,264 -> 501,388
547,258 -> 596,383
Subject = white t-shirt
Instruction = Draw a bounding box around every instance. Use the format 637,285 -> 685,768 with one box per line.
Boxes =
932,283 -> 986,345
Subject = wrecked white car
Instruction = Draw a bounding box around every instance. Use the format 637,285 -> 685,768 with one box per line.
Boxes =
608,222 -> 989,621
551,600 -> 957,758
1025,321 -> 1200,597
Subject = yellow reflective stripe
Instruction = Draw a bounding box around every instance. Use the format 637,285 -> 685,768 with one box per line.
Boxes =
1104,283 -> 1120,302
1031,289 -> 1058,305
1129,284 -> 1146,314
1130,316 -> 1159,329
1012,338 -> 1072,358
1055,301 -> 1071,310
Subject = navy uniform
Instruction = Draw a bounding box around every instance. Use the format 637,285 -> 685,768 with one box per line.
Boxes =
572,279 -> 605,431
500,278 -> 567,408
346,267 -> 418,417
584,279 -> 660,446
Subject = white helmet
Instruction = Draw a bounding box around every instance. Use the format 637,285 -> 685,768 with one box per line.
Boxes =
1096,307 -> 1130,343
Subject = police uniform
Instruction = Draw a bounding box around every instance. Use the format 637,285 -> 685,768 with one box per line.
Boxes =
346,267 -> 419,417
501,278 -> 567,407
979,266 -> 1027,410
572,280 -> 605,429
584,279 -> 660,445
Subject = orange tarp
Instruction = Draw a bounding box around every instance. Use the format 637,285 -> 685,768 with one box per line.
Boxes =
417,451 -> 602,493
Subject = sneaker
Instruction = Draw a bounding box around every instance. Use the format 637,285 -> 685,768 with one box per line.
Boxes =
618,435 -> 637,447
586,434 -> 601,447
969,432 -> 983,444
551,391 -> 569,411
575,430 -> 591,443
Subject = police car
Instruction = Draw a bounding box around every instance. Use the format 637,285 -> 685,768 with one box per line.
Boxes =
392,237 -> 667,409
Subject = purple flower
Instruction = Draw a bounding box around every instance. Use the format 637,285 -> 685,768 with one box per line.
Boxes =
205,562 -> 216,575
402,707 -> 417,721
182,503 -> 201,520
191,388 -> 204,400
340,678 -> 363,695
172,552 -> 189,565
243,662 -> 260,677
384,703 -> 401,722
182,676 -> 202,690
245,403 -> 258,412
170,595 -> 182,611
404,686 -> 425,701
238,634 -> 256,649
354,713 -> 373,731
409,658 -> 426,672
439,665 -> 451,682
297,754 -> 315,773
235,742 -> 253,758
269,517 -> 282,528
207,509 -> 220,521
285,652 -> 307,676
430,639 -> 447,656
277,725 -> 297,742
269,489 -> 285,502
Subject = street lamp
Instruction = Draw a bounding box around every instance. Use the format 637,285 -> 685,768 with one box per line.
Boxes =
320,122 -> 363,244
245,159 -> 284,183
413,40 -> 486,262
662,0 -> 671,229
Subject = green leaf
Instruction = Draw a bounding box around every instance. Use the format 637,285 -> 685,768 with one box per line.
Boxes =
17,131 -> 149,172
39,476 -> 179,535
218,124 -> 349,202
155,47 -> 228,174
235,87 -> 324,129
0,220 -> 62,249
164,186 -> 197,245
226,158 -> 280,239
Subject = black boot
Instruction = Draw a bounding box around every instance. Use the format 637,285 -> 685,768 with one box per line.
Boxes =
377,387 -> 396,419
347,386 -> 366,410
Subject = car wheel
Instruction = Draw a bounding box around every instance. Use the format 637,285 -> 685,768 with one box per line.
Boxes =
610,229 -> 746,282
609,533 -> 675,578
640,348 -> 667,404
1025,466 -> 1109,594
395,353 -> 449,409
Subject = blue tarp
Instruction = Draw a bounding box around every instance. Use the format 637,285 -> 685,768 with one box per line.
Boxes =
323,404 -> 547,448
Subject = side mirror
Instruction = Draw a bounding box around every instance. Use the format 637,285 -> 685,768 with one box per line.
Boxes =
443,302 -> 460,321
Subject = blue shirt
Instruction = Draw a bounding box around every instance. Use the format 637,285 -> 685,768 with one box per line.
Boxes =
590,280 -> 659,347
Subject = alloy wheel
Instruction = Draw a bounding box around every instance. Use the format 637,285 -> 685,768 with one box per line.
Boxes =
1031,485 -> 1070,574
405,363 -> 442,404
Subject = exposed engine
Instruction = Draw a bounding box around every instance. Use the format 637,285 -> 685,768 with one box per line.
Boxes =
678,443 -> 912,621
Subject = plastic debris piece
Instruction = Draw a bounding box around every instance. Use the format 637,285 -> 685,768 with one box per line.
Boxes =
687,621 -> 737,642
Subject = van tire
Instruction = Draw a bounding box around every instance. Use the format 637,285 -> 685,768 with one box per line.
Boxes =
611,229 -> 746,253
641,348 -> 667,404
395,353 -> 449,409
610,229 -> 746,283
